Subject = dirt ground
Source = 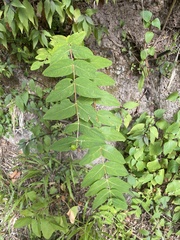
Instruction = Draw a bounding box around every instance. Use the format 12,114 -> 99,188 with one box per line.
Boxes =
0,0 -> 180,239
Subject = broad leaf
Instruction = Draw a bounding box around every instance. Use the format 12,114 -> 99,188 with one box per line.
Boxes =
94,72 -> 115,86
67,31 -> 86,45
80,146 -> 102,165
86,179 -> 107,196
50,137 -> 77,152
104,161 -> 128,176
71,45 -> 93,59
97,110 -> 122,128
82,164 -> 104,187
43,99 -> 76,120
74,60 -> 96,78
14,217 -> 32,228
43,59 -> 73,77
123,101 -> 139,109
31,219 -> 41,238
40,218 -> 56,239
46,79 -> 74,102
77,100 -> 97,123
147,159 -> 161,172
100,126 -> 125,141
92,188 -> 109,209
102,144 -> 125,163
96,90 -> 120,107
75,77 -> 102,98
145,31 -> 154,44
108,177 -> 130,193
165,180 -> 180,196
163,140 -> 177,155
89,56 -> 112,69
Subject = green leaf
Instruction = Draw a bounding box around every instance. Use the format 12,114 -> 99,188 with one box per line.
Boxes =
163,140 -> 177,155
71,45 -> 93,59
165,180 -> 180,196
31,219 -> 41,238
100,127 -> 125,141
128,123 -> 145,136
138,173 -> 153,184
43,59 -> 73,77
15,95 -> 24,111
96,90 -> 120,107
14,217 -> 32,228
21,91 -> 29,105
151,18 -> 161,29
166,122 -> 179,134
154,169 -> 164,185
140,49 -> 148,60
86,179 -> 107,196
77,99 -> 97,122
0,23 -> 6,32
145,31 -> 154,44
148,46 -> 155,56
19,8 -> 29,32
101,145 -> 125,163
43,99 -> 76,120
92,188 -> 109,209
167,91 -> 179,101
67,31 -> 86,45
150,126 -> 158,143
168,160 -> 179,173
147,159 -> 161,172
123,101 -> 139,109
154,109 -> 165,118
140,10 -> 152,22
80,146 -> 102,165
104,161 -> 128,176
74,60 -> 96,78
82,164 -> 104,187
46,79 -> 74,102
97,110 -> 122,128
79,130 -> 105,148
23,0 -> 35,24
89,56 -> 112,69
109,177 -> 130,193
149,141 -> 162,156
112,197 -> 127,210
40,218 -> 55,239
94,72 -> 115,86
50,137 -> 77,152
12,0 -> 26,8
75,77 -> 102,98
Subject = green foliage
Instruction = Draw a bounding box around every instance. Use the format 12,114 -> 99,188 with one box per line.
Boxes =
31,31 -> 130,212
0,0 -> 108,68
138,10 -> 161,90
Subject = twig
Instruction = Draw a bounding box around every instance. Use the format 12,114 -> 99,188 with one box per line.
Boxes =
162,0 -> 177,31
167,47 -> 180,90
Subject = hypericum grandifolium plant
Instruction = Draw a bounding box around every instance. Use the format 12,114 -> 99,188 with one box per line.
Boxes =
10,31 -> 131,239
33,31 -> 130,210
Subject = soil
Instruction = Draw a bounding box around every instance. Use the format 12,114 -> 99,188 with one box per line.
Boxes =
0,0 -> 180,239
